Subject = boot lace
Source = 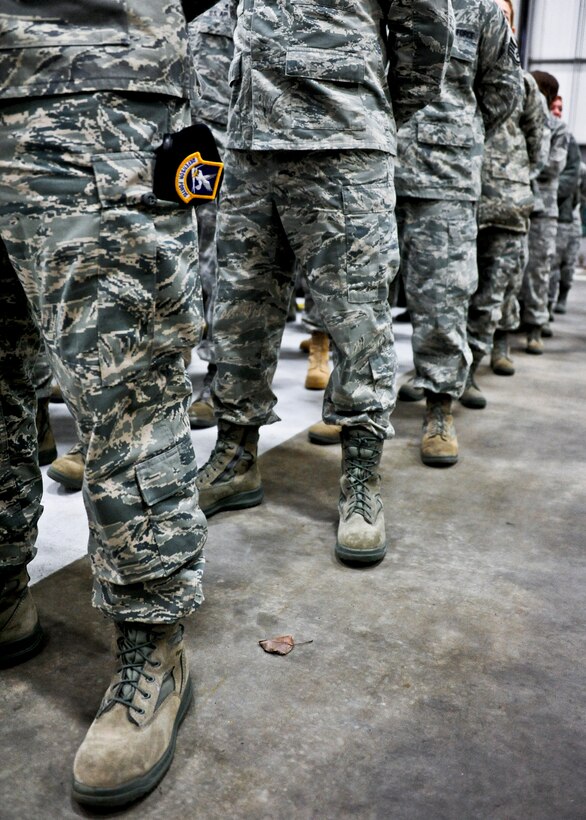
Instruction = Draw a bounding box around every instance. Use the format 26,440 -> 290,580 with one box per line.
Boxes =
426,404 -> 450,440
99,626 -> 161,718
343,438 -> 381,524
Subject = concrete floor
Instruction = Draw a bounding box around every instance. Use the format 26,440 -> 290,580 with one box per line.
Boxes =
1,281 -> 585,819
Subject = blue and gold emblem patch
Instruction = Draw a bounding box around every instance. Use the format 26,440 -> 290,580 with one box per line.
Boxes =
175,152 -> 223,204
153,123 -> 224,208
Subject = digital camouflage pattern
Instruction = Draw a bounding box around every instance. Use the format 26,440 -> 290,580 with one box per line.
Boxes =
0,0 -> 192,101
395,0 -> 521,396
521,216 -> 558,327
212,149 -> 399,438
226,0 -> 455,153
396,199 -> 477,397
478,72 -> 547,234
189,0 -> 233,134
467,72 -> 546,358
0,88 -> 206,623
207,0 -> 454,436
395,0 -> 522,201
522,113 -> 569,326
531,113 -> 569,218
556,132 -> 582,224
549,215 -> 581,301
188,0 -> 234,363
467,228 -> 528,357
0,239 -> 43,569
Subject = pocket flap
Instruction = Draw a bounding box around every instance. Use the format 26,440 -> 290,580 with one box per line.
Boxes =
285,49 -> 364,83
135,445 -> 186,507
417,121 -> 474,148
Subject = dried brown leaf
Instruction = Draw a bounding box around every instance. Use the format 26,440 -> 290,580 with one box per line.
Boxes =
259,635 -> 296,655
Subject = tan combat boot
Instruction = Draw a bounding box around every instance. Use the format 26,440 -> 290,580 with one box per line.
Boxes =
0,565 -> 44,668
72,621 -> 192,809
304,331 -> 330,390
195,421 -> 263,518
336,427 -> 386,565
36,397 -> 57,466
308,420 -> 342,445
421,393 -> 458,467
47,443 -> 85,491
491,330 -> 515,376
526,325 -> 544,355
299,337 -> 311,353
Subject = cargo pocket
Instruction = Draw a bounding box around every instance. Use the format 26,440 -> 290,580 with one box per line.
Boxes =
343,181 -> 395,304
135,438 -> 204,578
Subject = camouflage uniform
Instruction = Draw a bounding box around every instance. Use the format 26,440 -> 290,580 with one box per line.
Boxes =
188,1 -> 233,363
0,1 -> 206,623
521,113 -> 569,328
211,0 -> 455,438
395,0 -> 522,396
467,71 -> 546,357
548,133 -> 582,304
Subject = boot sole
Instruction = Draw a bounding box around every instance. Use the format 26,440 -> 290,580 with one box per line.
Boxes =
72,675 -> 193,809
202,486 -> 264,519
335,542 -> 387,565
491,366 -> 514,376
421,454 -> 458,467
46,465 -> 83,491
0,622 -> 45,668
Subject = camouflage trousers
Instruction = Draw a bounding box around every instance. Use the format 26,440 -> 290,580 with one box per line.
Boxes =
521,215 -> 558,327
0,92 -> 206,623
548,214 -> 581,301
34,346 -> 54,400
467,227 -> 528,358
396,198 -> 477,397
213,149 -> 399,438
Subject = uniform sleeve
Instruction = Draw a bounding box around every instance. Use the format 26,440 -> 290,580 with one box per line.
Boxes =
474,0 -> 523,136
557,134 -> 582,203
540,120 -> 569,183
385,0 -> 455,128
520,73 -> 548,178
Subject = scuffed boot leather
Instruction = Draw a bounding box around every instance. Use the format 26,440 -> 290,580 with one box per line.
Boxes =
72,621 -> 192,809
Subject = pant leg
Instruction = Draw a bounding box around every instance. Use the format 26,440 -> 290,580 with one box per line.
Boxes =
499,231 -> 528,331
521,215 -> 558,327
397,197 -> 477,397
559,216 -> 581,290
212,149 -> 297,427
468,227 -> 526,357
0,93 -> 206,623
279,151 -> 398,438
0,238 -> 43,569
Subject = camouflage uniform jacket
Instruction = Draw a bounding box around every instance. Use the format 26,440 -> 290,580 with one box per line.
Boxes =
478,72 -> 547,233
532,113 -> 569,219
0,0 -> 191,100
557,132 -> 582,224
189,0 -> 234,128
224,0 -> 455,154
395,0 -> 523,201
